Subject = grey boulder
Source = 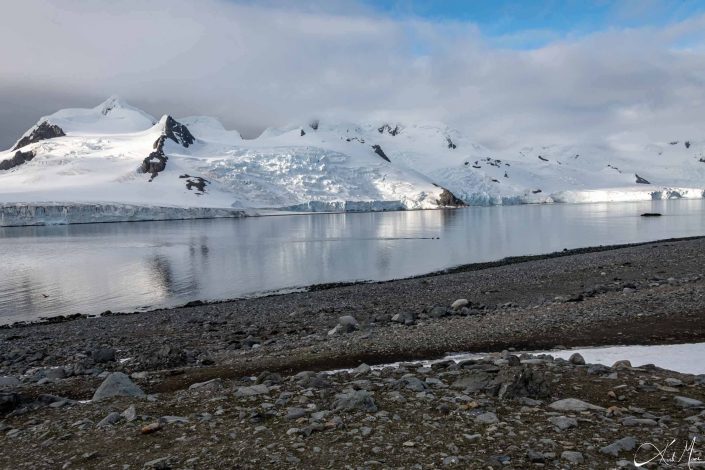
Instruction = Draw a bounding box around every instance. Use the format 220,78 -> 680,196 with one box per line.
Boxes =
92,372 -> 145,401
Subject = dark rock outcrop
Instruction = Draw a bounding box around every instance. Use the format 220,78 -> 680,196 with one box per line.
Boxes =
371,145 -> 390,162
163,116 -> 195,148
300,129 -> 306,136
377,124 -> 400,136
635,174 -> 651,184
180,174 -> 210,194
0,150 -> 35,171
446,137 -> 456,149
140,117 -> 195,181
538,155 -> 548,162
12,121 -> 65,151
141,136 -> 168,181
436,188 -> 466,207
309,120 -> 319,131
489,366 -> 550,400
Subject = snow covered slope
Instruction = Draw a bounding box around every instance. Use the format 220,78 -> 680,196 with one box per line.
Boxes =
0,97 -> 703,226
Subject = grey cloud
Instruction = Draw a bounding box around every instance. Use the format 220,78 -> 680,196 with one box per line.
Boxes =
1,0 -> 704,152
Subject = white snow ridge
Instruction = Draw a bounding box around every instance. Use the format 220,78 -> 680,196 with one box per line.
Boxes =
1,97 -> 704,226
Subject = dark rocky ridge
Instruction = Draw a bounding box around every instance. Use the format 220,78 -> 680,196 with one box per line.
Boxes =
140,116 -> 195,181
435,187 -> 467,207
0,150 -> 35,171
11,121 -> 65,151
371,144 -> 391,162
377,123 -> 400,136
635,174 -> 651,184
140,136 -> 168,181
162,116 -> 195,148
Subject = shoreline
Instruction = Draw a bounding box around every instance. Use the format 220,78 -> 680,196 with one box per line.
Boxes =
2,236 -> 705,468
1,191 -> 704,228
1,236 -> 705,384
4,234 -> 705,329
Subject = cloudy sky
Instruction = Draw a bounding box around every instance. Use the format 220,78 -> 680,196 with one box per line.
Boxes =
2,0 -> 704,150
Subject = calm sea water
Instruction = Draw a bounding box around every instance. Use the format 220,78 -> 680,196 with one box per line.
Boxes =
1,199 -> 704,323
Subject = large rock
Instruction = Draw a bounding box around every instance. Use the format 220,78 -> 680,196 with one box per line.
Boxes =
568,353 -> 585,365
0,392 -> 21,414
600,436 -> 637,456
332,390 -> 377,413
235,384 -> 270,397
549,398 -> 604,412
92,347 -> 116,364
0,376 -> 21,389
674,396 -> 704,408
549,416 -> 578,430
490,366 -> 550,400
328,315 -> 360,335
452,371 -> 493,392
92,372 -> 145,401
474,412 -> 499,424
399,376 -> 428,392
561,451 -> 584,464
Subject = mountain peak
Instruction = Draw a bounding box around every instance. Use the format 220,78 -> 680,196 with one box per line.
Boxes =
156,115 -> 195,148
97,95 -> 130,116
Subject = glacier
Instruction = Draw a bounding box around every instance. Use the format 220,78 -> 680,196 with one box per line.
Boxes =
1,96 -> 704,226
0,203 -> 246,227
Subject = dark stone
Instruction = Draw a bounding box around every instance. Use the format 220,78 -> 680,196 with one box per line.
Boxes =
490,366 -> 550,400
436,188 -> 466,207
300,129 -> 306,136
0,150 -> 36,171
12,121 -> 65,151
685,141 -> 691,149
371,144 -> 391,162
641,212 -> 662,217
538,155 -> 548,161
446,137 -> 456,149
92,347 -> 116,364
309,119 -> 319,131
0,392 -> 21,414
428,306 -> 448,318
635,174 -> 651,184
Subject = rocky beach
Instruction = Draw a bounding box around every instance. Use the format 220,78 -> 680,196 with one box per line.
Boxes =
2,237 -> 705,469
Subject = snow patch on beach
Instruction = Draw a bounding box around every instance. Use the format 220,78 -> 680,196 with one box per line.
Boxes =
332,343 -> 705,375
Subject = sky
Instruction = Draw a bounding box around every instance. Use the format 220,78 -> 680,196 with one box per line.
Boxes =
1,0 -> 705,150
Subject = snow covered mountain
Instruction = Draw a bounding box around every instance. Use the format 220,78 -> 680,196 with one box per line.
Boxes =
0,96 -> 703,226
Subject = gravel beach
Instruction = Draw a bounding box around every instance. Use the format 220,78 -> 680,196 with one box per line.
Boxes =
1,236 -> 705,468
